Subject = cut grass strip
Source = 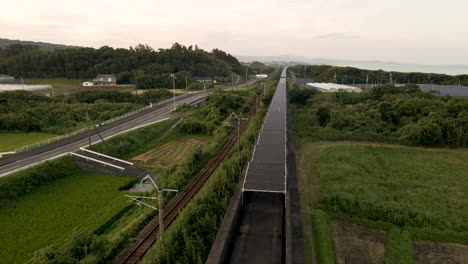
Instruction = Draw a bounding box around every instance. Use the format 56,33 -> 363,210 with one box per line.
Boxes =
0,132 -> 56,152
384,228 -> 413,264
311,211 -> 335,264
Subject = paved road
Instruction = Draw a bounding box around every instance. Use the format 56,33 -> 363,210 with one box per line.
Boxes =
0,92 -> 209,176
0,79 -> 257,177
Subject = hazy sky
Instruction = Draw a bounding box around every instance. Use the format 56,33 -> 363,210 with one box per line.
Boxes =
2,0 -> 468,65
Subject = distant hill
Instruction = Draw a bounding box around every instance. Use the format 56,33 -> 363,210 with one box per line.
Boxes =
237,55 -> 468,76
0,38 -> 81,51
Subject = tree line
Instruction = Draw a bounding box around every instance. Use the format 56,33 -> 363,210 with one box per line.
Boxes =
290,65 -> 468,85
0,89 -> 171,133
0,43 -> 245,89
290,83 -> 468,148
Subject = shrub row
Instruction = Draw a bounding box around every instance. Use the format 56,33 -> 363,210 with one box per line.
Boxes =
0,156 -> 81,205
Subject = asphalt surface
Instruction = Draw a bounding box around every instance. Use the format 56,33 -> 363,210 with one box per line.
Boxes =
0,92 -> 208,176
229,192 -> 285,264
0,79 -> 258,177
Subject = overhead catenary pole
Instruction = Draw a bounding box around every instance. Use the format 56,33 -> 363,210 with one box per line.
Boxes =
252,91 -> 259,112
126,175 -> 178,242
158,190 -> 164,240
226,112 -> 247,152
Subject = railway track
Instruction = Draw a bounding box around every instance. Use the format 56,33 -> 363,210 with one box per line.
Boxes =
113,92 -> 261,264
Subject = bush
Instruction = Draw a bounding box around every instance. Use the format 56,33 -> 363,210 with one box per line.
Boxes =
289,86 -> 319,105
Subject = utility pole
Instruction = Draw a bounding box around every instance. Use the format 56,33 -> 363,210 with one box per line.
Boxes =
185,75 -> 188,93
203,82 -> 206,95
134,71 -> 138,96
170,74 -> 176,111
245,68 -> 248,82
366,74 -> 369,89
231,73 -> 234,92
126,175 -> 178,241
85,107 -> 92,147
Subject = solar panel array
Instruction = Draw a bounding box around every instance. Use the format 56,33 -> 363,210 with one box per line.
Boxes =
242,68 -> 288,193
419,84 -> 468,97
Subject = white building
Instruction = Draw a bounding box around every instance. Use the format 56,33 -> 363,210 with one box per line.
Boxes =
83,82 -> 94,86
306,83 -> 361,93
0,84 -> 53,95
256,74 -> 268,79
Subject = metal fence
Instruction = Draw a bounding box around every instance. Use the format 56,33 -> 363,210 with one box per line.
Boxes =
12,94 -> 184,154
10,80 -> 256,155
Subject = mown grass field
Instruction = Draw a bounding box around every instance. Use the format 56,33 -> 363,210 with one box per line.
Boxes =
131,138 -> 204,167
0,132 -> 57,152
0,173 -> 134,264
25,78 -> 86,88
297,142 -> 468,264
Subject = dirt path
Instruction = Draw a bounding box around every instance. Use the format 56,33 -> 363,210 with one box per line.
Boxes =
414,241 -> 468,264
331,220 -> 387,264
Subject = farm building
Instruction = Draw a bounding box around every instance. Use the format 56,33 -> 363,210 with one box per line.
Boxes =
306,82 -> 361,92
256,74 -> 268,79
82,81 -> 93,86
0,84 -> 53,95
93,74 -> 117,85
0,74 -> 15,83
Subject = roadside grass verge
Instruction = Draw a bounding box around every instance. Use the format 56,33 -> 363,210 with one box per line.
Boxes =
0,172 -> 134,264
88,118 -> 176,160
0,132 -> 57,152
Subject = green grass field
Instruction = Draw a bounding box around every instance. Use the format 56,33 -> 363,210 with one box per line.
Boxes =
0,132 -> 57,152
130,138 -> 204,168
25,78 -> 86,88
0,173 -> 134,264
297,142 -> 468,263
